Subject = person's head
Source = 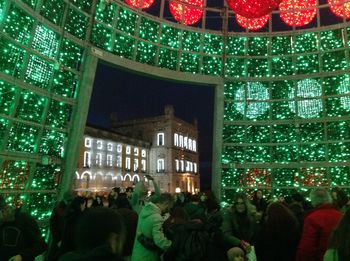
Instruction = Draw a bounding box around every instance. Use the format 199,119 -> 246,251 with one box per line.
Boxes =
69,196 -> 86,213
115,194 -> 131,209
125,187 -> 133,197
310,188 -> 331,207
76,208 -> 125,255
331,187 -> 349,210
328,208 -> 350,259
266,202 -> 298,227
253,190 -> 263,201
233,193 -> 251,214
152,193 -> 174,214
227,247 -> 245,261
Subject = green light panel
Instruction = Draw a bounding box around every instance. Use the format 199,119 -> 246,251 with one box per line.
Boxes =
39,129 -> 67,158
139,18 -> 159,43
136,41 -> 156,65
3,3 -> 35,45
31,164 -> 60,190
159,48 -> 177,70
0,160 -> 29,189
64,7 -> 88,40
15,90 -> 46,123
95,0 -> 116,25
114,33 -> 135,58
40,0 -> 65,25
116,7 -> 138,36
24,55 -> 54,89
160,25 -> 180,48
0,80 -> 16,115
92,23 -> 112,51
0,37 -> 26,78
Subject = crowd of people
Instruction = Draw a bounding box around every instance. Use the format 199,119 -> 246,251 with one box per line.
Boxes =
0,180 -> 350,261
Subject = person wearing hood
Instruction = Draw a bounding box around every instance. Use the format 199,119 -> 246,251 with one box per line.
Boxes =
131,193 -> 173,261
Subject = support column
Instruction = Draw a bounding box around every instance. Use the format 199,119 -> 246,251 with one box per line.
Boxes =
211,82 -> 224,200
59,48 -> 98,199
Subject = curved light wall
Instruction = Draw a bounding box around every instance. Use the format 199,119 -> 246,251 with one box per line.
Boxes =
0,0 -> 350,222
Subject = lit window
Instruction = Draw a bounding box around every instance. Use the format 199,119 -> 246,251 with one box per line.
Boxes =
96,153 -> 102,166
97,140 -> 103,149
174,133 -> 179,146
134,159 -> 139,171
85,138 -> 92,148
179,135 -> 183,147
180,160 -> 184,172
107,142 -> 113,151
193,140 -> 197,152
107,155 -> 113,166
141,159 -> 146,171
157,159 -> 165,172
134,148 -> 139,156
185,161 -> 190,171
184,136 -> 188,149
194,163 -> 197,173
189,162 -> 193,172
117,144 -> 122,153
175,159 -> 179,172
84,152 -> 91,167
126,157 -> 131,169
157,133 -> 165,146
126,146 -> 131,154
188,138 -> 192,150
141,149 -> 146,157
116,156 -> 122,167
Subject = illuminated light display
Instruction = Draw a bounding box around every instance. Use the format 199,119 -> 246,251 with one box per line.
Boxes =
169,0 -> 204,25
234,82 -> 269,119
125,0 -> 155,9
288,79 -> 322,118
227,0 -> 281,18
236,14 -> 269,30
339,76 -> 350,111
279,0 -> 317,26
328,0 -> 350,18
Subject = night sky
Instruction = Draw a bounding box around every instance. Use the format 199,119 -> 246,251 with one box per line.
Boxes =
87,62 -> 215,191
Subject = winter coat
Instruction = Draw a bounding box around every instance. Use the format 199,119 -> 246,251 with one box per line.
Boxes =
221,208 -> 258,249
296,204 -> 343,261
0,210 -> 47,261
131,202 -> 171,261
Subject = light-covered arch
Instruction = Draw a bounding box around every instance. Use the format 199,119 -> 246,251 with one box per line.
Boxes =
81,171 -> 92,180
75,171 -> 80,180
93,172 -> 104,180
132,174 -> 140,182
124,174 -> 132,182
113,173 -> 123,181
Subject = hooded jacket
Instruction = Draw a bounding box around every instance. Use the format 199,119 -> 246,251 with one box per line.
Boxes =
131,202 -> 171,261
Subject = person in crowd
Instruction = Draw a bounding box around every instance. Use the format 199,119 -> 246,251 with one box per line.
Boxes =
91,195 -> 104,208
255,202 -> 300,261
47,191 -> 74,261
291,191 -> 313,213
59,196 -> 86,257
331,187 -> 349,212
296,188 -> 343,261
163,207 -> 189,240
131,193 -> 173,261
251,190 -> 267,222
0,195 -> 47,261
113,194 -> 138,261
126,187 -> 134,200
59,207 -> 125,261
288,201 -> 305,232
108,187 -> 120,208
183,194 -> 206,221
221,192 -> 258,256
130,175 -> 160,214
324,208 -> 350,261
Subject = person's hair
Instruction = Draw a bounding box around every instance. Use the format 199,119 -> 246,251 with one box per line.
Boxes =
265,202 -> 299,238
126,187 -> 133,193
152,193 -> 173,205
332,188 -> 349,210
310,188 -> 331,207
328,208 -> 350,260
76,207 -> 125,253
232,192 -> 255,218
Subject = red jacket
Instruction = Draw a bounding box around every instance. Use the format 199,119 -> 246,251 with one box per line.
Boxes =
296,203 -> 342,261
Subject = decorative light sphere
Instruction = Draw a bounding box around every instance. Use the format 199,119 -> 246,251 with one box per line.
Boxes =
169,0 -> 204,25
339,77 -> 350,111
328,0 -> 350,18
125,0 -> 155,9
234,82 -> 269,119
279,0 -> 317,27
236,14 -> 269,30
226,0 -> 282,18
288,78 -> 323,118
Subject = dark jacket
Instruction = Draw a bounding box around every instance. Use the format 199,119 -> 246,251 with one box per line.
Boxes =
117,207 -> 138,257
59,245 -> 123,261
0,210 -> 47,261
